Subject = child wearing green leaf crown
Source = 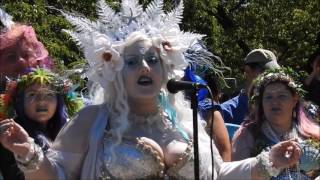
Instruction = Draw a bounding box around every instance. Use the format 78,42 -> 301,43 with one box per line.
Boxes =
0,68 -> 83,180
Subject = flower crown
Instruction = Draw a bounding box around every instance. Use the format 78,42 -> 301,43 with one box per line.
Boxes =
0,68 -> 84,119
250,67 -> 306,103
0,80 -> 16,120
59,0 -> 203,89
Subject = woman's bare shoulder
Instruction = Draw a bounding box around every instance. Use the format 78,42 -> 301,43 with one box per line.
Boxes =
53,104 -> 107,151
67,104 -> 103,130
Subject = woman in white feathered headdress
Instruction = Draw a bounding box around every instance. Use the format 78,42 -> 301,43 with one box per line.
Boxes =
0,1 -> 302,179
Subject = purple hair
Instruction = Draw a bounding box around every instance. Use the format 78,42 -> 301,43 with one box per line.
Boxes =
13,87 -> 67,151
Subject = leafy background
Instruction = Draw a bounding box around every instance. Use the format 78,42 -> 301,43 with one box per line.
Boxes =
1,0 -> 319,96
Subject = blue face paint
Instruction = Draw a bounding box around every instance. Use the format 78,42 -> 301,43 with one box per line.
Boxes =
124,52 -> 160,69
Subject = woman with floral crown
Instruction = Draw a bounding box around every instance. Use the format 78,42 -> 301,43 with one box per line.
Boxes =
232,68 -> 320,179
0,1 -> 301,179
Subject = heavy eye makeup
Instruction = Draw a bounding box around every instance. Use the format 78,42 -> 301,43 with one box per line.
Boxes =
124,56 -> 140,67
124,53 -> 160,67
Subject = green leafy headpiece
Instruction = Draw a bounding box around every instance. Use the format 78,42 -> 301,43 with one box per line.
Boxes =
17,68 -> 61,92
1,68 -> 83,118
250,67 -> 306,104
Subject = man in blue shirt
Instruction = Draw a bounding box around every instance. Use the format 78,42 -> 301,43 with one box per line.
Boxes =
220,49 -> 280,125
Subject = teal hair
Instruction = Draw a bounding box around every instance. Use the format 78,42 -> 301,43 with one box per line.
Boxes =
158,91 -> 189,142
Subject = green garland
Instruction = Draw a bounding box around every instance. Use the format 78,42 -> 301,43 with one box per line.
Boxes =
0,81 -> 17,120
17,68 -> 83,118
250,67 -> 306,104
17,68 -> 58,91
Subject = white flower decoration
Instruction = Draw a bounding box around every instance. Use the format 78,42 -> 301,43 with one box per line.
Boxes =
85,33 -> 124,82
159,40 -> 187,70
288,81 -> 296,88
61,0 -> 205,88
157,28 -> 188,69
100,48 -> 123,82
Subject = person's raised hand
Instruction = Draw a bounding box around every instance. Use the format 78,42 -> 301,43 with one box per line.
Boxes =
0,118 -> 32,157
269,139 -> 301,169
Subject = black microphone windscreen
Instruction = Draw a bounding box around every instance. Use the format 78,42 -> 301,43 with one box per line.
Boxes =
167,78 -> 206,94
167,79 -> 180,94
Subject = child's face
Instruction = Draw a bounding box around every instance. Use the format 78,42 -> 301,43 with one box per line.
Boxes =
23,83 -> 57,126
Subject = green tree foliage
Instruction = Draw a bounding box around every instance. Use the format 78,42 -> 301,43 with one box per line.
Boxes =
223,0 -> 320,70
1,0 -> 319,92
181,0 -> 320,91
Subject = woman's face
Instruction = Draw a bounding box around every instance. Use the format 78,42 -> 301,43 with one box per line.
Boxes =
0,42 -> 30,78
262,82 -> 298,125
122,39 -> 164,101
23,83 -> 58,126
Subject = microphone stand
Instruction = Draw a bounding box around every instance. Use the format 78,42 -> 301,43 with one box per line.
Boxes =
191,90 -> 200,180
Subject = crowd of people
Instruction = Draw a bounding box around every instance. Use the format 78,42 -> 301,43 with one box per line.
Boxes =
0,0 -> 319,179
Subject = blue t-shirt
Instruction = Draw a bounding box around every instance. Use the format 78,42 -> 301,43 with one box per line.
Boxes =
198,98 -> 241,139
220,90 -> 248,125
198,98 -> 222,120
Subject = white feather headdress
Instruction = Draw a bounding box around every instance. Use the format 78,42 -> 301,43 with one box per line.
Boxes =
60,0 -> 204,89
0,7 -> 15,29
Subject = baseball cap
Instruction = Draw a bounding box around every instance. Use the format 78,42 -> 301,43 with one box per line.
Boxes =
244,49 -> 280,69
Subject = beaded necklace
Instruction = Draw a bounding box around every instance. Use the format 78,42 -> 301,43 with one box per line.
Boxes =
262,121 -> 303,180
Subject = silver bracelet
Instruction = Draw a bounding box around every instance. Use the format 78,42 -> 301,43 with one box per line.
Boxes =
256,150 -> 281,178
14,137 -> 44,172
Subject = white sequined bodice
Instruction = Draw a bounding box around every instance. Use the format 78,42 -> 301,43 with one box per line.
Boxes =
96,133 -> 165,179
96,108 -> 195,179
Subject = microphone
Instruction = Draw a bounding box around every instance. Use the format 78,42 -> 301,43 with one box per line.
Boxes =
166,78 -> 207,94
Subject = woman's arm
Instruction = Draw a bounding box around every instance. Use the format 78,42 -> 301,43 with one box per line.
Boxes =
24,156 -> 57,180
251,140 -> 301,180
231,127 -> 254,161
0,119 -> 57,179
218,140 -> 301,180
0,105 -> 100,179
25,105 -> 101,179
206,110 -> 231,161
